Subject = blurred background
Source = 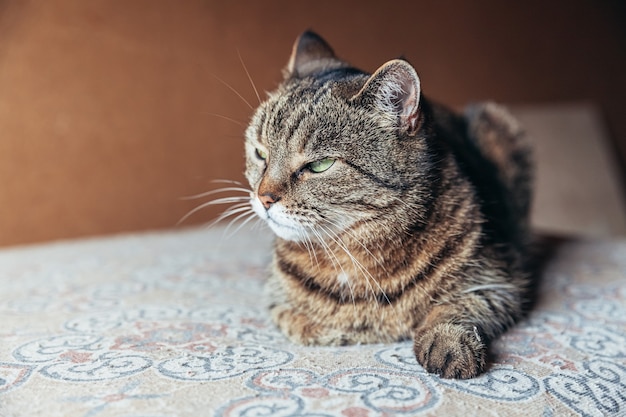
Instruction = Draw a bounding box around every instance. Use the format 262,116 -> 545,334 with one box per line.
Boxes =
0,0 -> 625,247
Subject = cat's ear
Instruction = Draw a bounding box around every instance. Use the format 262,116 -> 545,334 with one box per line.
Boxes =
284,31 -> 348,79
352,59 -> 422,136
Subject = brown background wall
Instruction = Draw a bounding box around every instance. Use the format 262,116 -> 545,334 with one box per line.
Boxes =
0,0 -> 625,247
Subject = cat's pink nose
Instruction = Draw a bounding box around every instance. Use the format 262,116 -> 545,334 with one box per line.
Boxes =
259,193 -> 279,209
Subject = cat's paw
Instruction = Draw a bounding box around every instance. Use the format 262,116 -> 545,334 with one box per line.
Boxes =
271,306 -> 317,345
413,323 -> 486,379
271,306 -> 350,346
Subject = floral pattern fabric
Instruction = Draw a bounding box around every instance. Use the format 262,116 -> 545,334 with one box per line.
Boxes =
0,227 -> 625,416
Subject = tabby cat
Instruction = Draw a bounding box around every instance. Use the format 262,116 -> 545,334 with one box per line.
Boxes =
243,31 -> 533,379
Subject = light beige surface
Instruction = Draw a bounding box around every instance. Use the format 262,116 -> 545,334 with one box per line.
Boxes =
514,103 -> 626,237
1,225 -> 625,416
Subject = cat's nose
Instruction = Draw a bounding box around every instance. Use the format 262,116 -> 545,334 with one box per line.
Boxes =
259,192 -> 280,209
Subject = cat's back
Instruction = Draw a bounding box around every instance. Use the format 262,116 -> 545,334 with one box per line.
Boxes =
429,100 -> 533,246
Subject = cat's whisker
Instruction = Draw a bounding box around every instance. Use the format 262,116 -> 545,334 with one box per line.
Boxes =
298,230 -> 312,263
209,73 -> 254,110
316,226 -> 369,309
178,196 -> 251,225
250,216 -> 266,232
324,217 -> 389,275
318,224 -> 390,308
312,226 -> 357,307
211,179 -> 245,186
462,284 -> 518,294
308,227 -> 344,279
297,225 -> 319,271
201,112 -> 246,127
181,187 -> 251,200
194,196 -> 250,206
224,209 -> 258,238
237,49 -> 262,105
389,195 -> 424,219
308,227 -> 334,268
218,205 -> 254,223
307,234 -> 321,272
177,191 -> 250,225
331,227 -> 390,308
230,209 -> 266,235
322,220 -> 376,276
202,203 -> 253,231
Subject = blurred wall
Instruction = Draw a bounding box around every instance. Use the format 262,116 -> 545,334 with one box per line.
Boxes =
0,0 -> 624,246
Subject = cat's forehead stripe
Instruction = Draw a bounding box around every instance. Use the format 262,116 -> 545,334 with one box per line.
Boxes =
256,110 -> 267,143
282,106 -> 309,153
266,82 -> 336,153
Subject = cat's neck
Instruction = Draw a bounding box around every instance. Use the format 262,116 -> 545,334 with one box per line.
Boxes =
274,172 -> 482,296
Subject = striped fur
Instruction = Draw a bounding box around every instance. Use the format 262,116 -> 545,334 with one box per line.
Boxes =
244,31 -> 533,379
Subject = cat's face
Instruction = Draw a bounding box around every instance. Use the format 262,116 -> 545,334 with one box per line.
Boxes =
244,32 -> 428,242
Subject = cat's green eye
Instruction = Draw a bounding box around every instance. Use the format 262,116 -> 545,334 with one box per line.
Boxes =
308,158 -> 335,173
255,148 -> 268,160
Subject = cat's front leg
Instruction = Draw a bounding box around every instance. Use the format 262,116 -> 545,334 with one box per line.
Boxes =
270,304 -> 321,345
270,304 -> 351,346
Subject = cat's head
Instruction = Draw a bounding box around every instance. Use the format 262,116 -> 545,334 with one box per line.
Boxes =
245,31 -> 432,242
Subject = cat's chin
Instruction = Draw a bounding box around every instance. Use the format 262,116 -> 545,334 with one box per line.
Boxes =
250,199 -> 308,242
266,220 -> 306,242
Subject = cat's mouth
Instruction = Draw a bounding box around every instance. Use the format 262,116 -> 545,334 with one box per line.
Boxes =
250,198 -> 308,242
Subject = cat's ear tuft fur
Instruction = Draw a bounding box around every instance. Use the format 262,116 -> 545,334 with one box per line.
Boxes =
285,31 -> 348,79
352,59 -> 422,136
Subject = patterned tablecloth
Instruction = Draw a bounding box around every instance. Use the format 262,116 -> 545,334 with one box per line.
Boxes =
0,226 -> 625,416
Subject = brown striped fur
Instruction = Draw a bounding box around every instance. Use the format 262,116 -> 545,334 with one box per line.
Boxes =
244,31 -> 533,379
